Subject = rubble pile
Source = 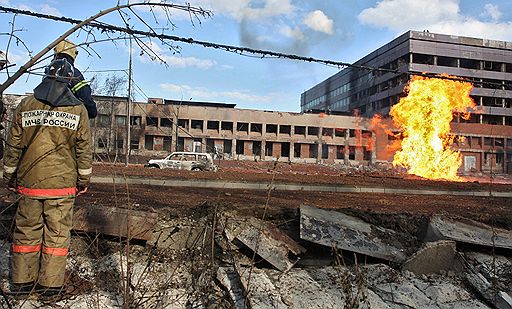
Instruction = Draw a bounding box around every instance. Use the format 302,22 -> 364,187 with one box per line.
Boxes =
1,203 -> 510,308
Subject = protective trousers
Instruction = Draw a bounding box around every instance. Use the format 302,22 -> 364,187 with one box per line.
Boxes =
11,195 -> 74,287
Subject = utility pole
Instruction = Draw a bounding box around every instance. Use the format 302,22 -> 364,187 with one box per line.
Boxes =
125,38 -> 132,166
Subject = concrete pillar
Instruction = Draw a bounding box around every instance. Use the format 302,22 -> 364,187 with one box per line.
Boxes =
231,139 -> 236,158
290,142 -> 295,161
261,140 -> 266,160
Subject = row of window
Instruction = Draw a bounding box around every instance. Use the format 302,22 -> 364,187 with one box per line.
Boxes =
95,114 -> 374,137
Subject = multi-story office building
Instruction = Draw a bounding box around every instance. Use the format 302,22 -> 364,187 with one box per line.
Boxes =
301,30 -> 512,173
301,30 -> 512,125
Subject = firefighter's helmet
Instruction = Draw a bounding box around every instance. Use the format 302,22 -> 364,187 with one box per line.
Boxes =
54,39 -> 78,60
44,58 -> 75,84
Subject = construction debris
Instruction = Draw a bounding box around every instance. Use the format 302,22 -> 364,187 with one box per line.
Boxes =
426,215 -> 512,249
402,240 -> 458,275
221,211 -> 305,271
73,205 -> 158,240
148,217 -> 212,250
299,204 -> 407,262
462,252 -> 512,309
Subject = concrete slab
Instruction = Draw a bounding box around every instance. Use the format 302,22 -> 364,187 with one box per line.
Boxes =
403,240 -> 457,275
148,217 -> 212,250
217,267 -> 247,309
466,272 -> 512,309
222,212 -> 305,271
73,205 -> 158,240
300,204 -> 407,262
426,216 -> 512,249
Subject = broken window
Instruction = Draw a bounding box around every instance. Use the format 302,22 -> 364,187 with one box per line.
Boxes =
266,124 -> 278,134
349,146 -> 356,160
294,143 -> 301,158
336,146 -> 345,160
130,116 -> 142,126
223,140 -> 232,154
294,126 -> 306,135
237,122 -> 249,133
281,142 -> 290,157
484,137 -> 493,146
483,61 -> 503,72
363,147 -> 372,161
146,117 -> 158,127
115,139 -> 124,149
307,127 -> 319,136
506,63 -> 512,73
496,153 -> 504,164
178,119 -> 189,129
362,130 -> 373,138
308,144 -> 318,158
482,115 -> 503,125
160,118 -> 173,128
279,125 -> 291,135
163,136 -> 172,151
207,121 -> 219,130
206,139 -> 215,153
437,56 -> 458,67
321,144 -> 329,159
221,121 -> 233,131
236,140 -> 244,155
191,120 -> 204,130
460,58 -> 480,70
322,128 -> 333,137
115,116 -> 126,125
349,129 -> 357,138
495,138 -> 504,147
97,138 -> 107,148
253,141 -> 262,156
335,128 -> 346,137
506,117 -> 512,126
130,139 -> 139,149
145,135 -> 155,150
412,53 -> 434,65
265,142 -> 274,156
177,137 -> 184,151
96,114 -> 110,126
250,123 -> 262,134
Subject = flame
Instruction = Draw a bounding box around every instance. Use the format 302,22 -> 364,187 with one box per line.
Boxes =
390,75 -> 475,180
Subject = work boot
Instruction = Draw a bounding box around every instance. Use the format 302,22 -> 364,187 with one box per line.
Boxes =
35,284 -> 65,297
9,282 -> 35,295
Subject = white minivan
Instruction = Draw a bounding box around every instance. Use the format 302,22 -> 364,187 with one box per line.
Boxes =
145,152 -> 218,171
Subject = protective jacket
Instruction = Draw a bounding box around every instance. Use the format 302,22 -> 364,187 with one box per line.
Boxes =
3,95 -> 92,198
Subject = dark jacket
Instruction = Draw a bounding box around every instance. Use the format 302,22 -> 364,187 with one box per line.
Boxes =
56,54 -> 97,119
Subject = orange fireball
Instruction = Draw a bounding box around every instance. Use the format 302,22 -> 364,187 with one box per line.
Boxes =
390,75 -> 475,180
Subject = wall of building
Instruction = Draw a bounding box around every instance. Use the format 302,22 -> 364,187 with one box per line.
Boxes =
3,94 -> 511,173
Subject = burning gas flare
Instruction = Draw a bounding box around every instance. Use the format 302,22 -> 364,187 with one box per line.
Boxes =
390,75 -> 475,180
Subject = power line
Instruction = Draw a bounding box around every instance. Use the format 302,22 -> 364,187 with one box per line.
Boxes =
1,4 -> 501,87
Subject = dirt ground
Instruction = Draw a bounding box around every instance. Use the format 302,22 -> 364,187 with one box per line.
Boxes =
93,160 -> 512,191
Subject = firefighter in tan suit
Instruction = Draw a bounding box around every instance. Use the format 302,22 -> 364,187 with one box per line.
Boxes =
3,57 -> 92,296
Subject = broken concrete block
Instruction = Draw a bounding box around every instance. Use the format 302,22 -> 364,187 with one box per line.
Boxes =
217,267 -> 247,309
403,240 -> 457,275
148,217 -> 212,250
426,216 -> 512,250
466,272 -> 512,309
300,204 -> 407,262
73,205 -> 158,240
222,212 -> 305,271
372,281 -> 433,309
